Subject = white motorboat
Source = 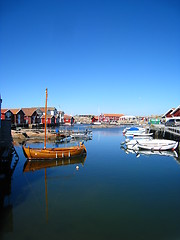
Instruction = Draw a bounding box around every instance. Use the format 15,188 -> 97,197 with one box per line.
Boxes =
122,138 -> 178,151
123,139 -> 143,151
138,139 -> 178,151
132,132 -> 153,138
123,127 -> 146,136
71,129 -> 92,139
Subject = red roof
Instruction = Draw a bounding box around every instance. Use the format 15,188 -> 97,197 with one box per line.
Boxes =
10,109 -> 23,114
1,109 -> 9,114
103,113 -> 124,117
22,108 -> 38,116
93,116 -> 99,120
64,114 -> 72,119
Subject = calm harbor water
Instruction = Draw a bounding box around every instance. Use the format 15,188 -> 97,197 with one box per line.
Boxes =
1,126 -> 180,240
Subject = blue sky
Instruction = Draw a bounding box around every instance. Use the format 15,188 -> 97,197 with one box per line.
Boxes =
0,0 -> 180,116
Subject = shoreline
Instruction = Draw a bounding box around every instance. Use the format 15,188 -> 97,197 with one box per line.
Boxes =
11,123 -> 143,142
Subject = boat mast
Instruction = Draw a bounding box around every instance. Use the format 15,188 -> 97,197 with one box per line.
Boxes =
44,88 -> 48,149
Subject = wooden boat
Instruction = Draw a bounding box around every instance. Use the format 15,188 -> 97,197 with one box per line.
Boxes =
23,142 -> 86,160
22,88 -> 87,160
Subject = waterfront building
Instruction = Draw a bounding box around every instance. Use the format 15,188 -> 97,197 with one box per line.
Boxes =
162,105 -> 180,121
22,108 -> 40,124
64,114 -> 74,125
171,106 -> 180,117
41,114 -> 55,125
100,113 -> 124,123
91,116 -> 99,123
9,109 -> 25,126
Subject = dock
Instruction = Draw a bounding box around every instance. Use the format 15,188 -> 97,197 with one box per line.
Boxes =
149,124 -> 180,152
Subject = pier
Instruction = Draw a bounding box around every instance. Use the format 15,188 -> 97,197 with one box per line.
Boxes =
149,124 -> 180,152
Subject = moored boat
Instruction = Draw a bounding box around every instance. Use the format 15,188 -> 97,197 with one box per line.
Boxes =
122,138 -> 178,151
123,127 -> 146,136
23,142 -> 86,160
22,88 -> 87,160
138,139 -> 178,151
131,132 -> 153,138
71,129 -> 92,139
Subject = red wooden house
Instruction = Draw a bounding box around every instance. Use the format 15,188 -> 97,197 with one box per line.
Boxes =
162,108 -> 175,118
41,114 -> 55,125
10,109 -> 25,125
100,113 -> 124,123
171,106 -> 180,117
64,114 -> 74,125
1,109 -> 14,124
22,108 -> 40,124
162,106 -> 180,119
91,116 -> 99,123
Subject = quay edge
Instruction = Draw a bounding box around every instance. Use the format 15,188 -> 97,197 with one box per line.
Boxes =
149,124 -> 180,153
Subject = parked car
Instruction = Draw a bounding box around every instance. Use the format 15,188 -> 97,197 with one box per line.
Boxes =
165,119 -> 180,127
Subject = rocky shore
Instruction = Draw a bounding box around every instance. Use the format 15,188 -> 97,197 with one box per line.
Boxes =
11,122 -> 144,142
12,129 -> 65,142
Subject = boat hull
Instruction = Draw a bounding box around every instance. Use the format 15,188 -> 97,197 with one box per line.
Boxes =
124,139 -> 178,151
138,140 -> 178,151
23,142 -> 87,160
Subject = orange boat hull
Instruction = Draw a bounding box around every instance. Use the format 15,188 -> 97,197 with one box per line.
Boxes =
23,143 -> 87,160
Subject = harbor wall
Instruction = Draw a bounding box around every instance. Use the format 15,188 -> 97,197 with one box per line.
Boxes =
149,125 -> 180,153
0,120 -> 12,148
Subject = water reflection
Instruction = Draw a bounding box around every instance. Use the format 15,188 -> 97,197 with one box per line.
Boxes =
0,145 -> 19,233
121,145 -> 180,163
23,155 -> 87,172
23,155 -> 86,224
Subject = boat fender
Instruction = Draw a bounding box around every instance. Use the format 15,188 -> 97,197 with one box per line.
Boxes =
62,153 -> 64,158
69,151 -> 70,157
56,152 -> 57,158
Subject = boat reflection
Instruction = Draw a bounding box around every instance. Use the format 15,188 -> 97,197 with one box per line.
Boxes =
121,145 -> 179,162
23,155 -> 87,172
23,154 -> 87,223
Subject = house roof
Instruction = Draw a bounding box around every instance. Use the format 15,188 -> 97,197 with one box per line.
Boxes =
103,113 -> 124,117
162,108 -> 175,117
41,114 -> 55,119
119,115 -> 136,119
92,116 -> 99,120
64,114 -> 73,119
22,108 -> 38,116
171,105 -> 180,115
1,109 -> 9,114
10,109 -> 24,114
